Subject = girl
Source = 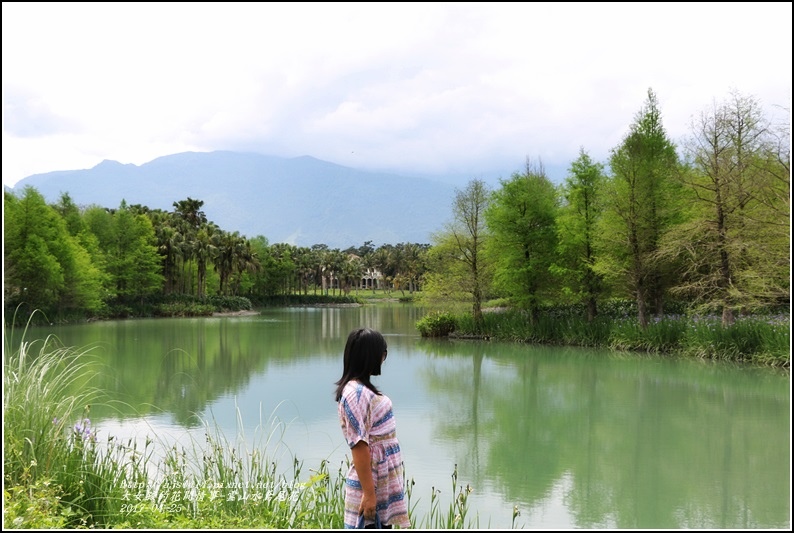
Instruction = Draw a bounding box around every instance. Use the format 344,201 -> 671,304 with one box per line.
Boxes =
335,328 -> 411,529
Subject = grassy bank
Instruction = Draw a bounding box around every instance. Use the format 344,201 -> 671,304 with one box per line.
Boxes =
3,324 -> 487,529
417,306 -> 790,368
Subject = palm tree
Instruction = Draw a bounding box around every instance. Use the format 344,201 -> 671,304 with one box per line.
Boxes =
213,230 -> 243,296
194,225 -> 218,298
341,254 -> 364,295
173,197 -> 207,230
152,214 -> 183,294
231,238 -> 260,296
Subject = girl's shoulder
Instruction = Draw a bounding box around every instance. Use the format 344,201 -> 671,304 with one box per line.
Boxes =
342,379 -> 376,401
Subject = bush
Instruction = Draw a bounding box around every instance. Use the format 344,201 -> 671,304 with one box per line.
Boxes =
3,479 -> 72,529
416,311 -> 457,337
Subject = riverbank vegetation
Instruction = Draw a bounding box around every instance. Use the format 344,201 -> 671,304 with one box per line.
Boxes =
416,303 -> 789,368
418,89 -> 789,367
3,330 -> 485,529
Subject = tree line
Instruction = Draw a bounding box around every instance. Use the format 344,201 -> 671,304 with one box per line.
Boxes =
3,88 -> 789,326
425,89 -> 789,331
3,189 -> 429,319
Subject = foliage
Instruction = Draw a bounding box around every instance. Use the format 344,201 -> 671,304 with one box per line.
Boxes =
104,200 -> 165,301
485,159 -> 559,323
148,294 -> 254,317
554,148 -> 607,321
2,90 -> 788,332
3,315 -> 125,527
661,90 -> 790,325
3,188 -> 107,318
254,294 -> 362,306
416,311 -> 458,337
3,479 -> 73,529
3,188 -> 429,324
599,88 -> 682,327
442,305 -> 789,367
424,179 -> 493,332
678,315 -> 790,364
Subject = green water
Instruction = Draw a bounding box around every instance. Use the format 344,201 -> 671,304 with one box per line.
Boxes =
9,303 -> 790,528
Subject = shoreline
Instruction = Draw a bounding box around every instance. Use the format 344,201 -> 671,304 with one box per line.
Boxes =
211,310 -> 261,317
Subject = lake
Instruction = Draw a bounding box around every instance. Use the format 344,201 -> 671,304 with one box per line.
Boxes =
11,303 -> 791,529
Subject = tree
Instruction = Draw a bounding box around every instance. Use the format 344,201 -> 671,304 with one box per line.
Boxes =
173,197 -> 207,230
193,224 -> 217,298
660,91 -> 790,324
600,89 -> 681,328
399,242 -> 429,294
555,148 -> 607,322
425,178 -> 492,332
340,254 -> 364,295
485,159 -> 559,325
231,238 -> 260,296
53,192 -> 86,236
276,243 -> 301,294
110,201 -> 164,302
4,187 -> 105,316
151,211 -> 184,294
214,230 -> 246,296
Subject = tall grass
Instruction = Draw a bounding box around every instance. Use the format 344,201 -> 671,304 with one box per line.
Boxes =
448,308 -> 789,367
4,323 -> 492,529
609,317 -> 688,352
4,312 -> 146,527
679,315 -> 791,365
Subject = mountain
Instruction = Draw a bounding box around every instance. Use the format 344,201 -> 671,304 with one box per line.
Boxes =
6,151 -> 459,249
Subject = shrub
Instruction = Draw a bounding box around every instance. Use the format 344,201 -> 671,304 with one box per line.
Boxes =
416,311 -> 457,337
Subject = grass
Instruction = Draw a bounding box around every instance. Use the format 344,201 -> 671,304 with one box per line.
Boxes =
447,307 -> 790,368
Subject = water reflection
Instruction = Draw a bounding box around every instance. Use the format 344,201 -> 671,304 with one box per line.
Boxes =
11,305 -> 790,529
413,339 -> 790,528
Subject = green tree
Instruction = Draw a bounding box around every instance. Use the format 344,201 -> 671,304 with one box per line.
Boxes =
600,89 -> 681,328
250,236 -> 295,298
292,246 -> 314,295
373,244 -> 399,294
340,253 -> 364,295
269,242 -> 297,295
4,187 -> 105,316
193,224 -> 217,298
661,91 -> 790,324
360,247 -> 380,293
555,148 -> 607,322
399,242 -> 429,294
53,192 -> 86,236
105,201 -> 164,302
231,238 -> 260,297
54,194 -> 112,303
425,178 -> 492,331
214,230 -> 249,296
151,211 -> 184,294
173,197 -> 208,230
485,160 -> 559,325
326,249 -> 347,295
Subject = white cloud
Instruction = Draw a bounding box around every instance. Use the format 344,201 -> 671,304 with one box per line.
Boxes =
3,2 -> 791,187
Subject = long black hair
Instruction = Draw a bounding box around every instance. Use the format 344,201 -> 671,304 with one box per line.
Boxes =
334,327 -> 387,401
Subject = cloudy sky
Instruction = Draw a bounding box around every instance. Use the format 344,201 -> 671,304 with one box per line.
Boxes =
2,2 -> 791,188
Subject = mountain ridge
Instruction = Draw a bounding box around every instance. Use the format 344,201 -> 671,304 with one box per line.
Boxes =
6,151 -> 457,249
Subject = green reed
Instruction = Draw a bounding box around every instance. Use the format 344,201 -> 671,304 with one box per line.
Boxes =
679,315 -> 790,365
404,463 -> 484,529
4,314 -> 143,527
448,308 -> 789,367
